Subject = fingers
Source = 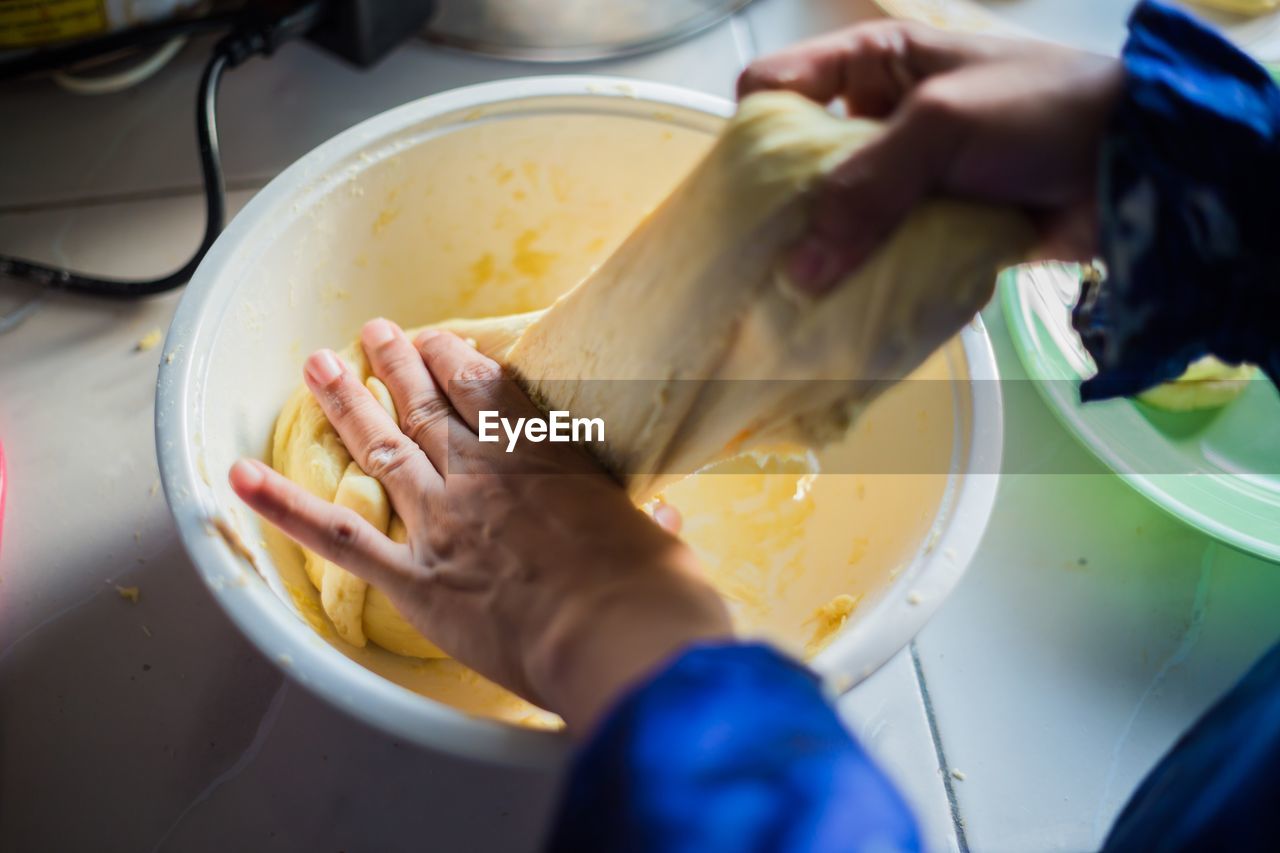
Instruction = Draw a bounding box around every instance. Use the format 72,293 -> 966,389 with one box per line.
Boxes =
413,330 -> 540,432
787,88 -> 959,293
737,20 -> 991,117
304,347 -> 440,506
229,459 -> 411,593
361,318 -> 454,472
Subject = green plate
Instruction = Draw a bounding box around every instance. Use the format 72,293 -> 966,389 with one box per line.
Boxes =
1001,263 -> 1280,563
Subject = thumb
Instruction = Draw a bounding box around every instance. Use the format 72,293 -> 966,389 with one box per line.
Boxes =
787,95 -> 957,294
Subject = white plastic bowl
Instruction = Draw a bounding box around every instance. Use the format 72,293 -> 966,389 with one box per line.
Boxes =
156,76 -> 1003,768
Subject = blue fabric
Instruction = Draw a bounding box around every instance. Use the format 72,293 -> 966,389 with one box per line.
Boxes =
1103,639 -> 1280,852
1075,0 -> 1280,401
546,643 -> 920,853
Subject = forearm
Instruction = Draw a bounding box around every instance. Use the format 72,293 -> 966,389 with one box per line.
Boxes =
525,553 -> 733,733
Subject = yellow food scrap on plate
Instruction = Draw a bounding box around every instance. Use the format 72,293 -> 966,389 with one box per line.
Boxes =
1187,0 -> 1278,14
804,593 -> 861,658
135,328 -> 163,352
1138,356 -> 1258,412
115,585 -> 140,604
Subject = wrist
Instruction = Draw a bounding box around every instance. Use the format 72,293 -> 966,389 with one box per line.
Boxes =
524,547 -> 732,733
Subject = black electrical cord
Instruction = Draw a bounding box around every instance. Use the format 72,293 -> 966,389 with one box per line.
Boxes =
0,48 -> 228,298
0,1 -> 331,300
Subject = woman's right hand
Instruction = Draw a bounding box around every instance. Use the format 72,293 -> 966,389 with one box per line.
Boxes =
738,21 -> 1125,293
230,320 -> 731,734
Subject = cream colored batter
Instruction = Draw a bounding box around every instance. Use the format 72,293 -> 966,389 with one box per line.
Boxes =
266,93 -> 1025,725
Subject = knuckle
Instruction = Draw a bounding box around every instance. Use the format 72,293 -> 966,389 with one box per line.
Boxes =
447,364 -> 505,405
327,512 -> 363,557
402,395 -> 453,443
362,434 -> 417,481
454,360 -> 502,385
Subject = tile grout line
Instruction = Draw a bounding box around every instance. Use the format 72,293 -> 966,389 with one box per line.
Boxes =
911,640 -> 970,853
729,9 -> 760,66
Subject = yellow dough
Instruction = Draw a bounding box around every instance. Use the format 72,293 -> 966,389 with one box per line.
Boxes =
271,91 -> 1032,656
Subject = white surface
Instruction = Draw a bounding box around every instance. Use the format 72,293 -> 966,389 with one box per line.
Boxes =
916,298 -> 1280,851
3,0 -> 1279,850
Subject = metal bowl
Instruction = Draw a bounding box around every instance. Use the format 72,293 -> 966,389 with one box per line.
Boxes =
423,0 -> 755,61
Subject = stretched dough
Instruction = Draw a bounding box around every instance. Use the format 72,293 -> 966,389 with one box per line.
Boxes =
271,91 -> 1032,655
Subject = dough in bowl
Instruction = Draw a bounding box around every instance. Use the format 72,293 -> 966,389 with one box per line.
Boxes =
271,91 -> 1032,657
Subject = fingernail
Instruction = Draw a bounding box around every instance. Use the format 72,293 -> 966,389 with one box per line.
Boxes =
653,503 -> 683,535
229,458 -> 265,490
306,349 -> 343,385
364,318 -> 395,348
787,239 -> 841,294
415,329 -> 441,347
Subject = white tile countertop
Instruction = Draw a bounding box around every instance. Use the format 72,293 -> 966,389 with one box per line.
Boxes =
2,1 -> 1277,851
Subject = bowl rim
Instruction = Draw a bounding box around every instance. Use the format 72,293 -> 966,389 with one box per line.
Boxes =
155,74 -> 1003,768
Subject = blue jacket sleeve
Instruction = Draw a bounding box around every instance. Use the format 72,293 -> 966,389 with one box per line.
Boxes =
1103,639 -> 1280,851
1074,0 -> 1280,401
545,643 -> 920,853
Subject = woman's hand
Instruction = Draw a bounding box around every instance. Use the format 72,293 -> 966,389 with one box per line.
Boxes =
230,319 -> 731,733
738,21 -> 1124,293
